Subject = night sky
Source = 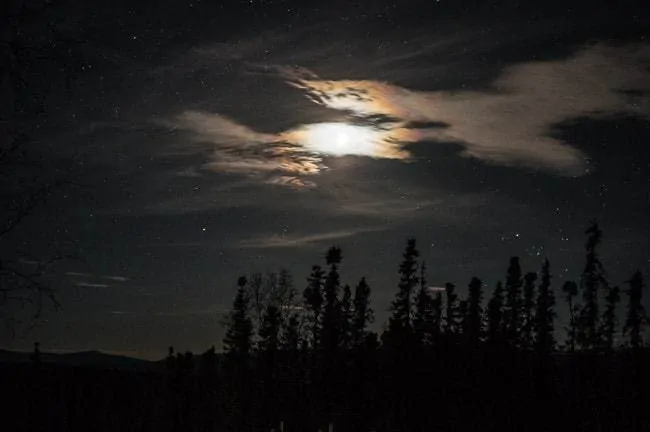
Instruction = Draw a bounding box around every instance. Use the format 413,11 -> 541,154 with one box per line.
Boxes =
2,0 -> 649,359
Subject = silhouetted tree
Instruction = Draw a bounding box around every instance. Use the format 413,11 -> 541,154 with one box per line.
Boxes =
624,271 -> 647,350
534,260 -> 555,355
600,285 -> 620,352
340,284 -> 353,350
521,272 -> 537,350
223,276 -> 254,431
444,282 -> 459,335
321,247 -> 342,353
259,305 -> 281,355
223,276 -> 254,363
384,238 -> 419,347
303,265 -> 325,348
351,277 -> 373,350
562,281 -> 579,352
431,290 -> 443,342
503,257 -> 523,347
281,313 -> 301,353
413,262 -> 435,346
319,246 -> 343,421
257,304 -> 282,430
486,281 -> 505,345
577,222 -> 607,351
464,277 -> 483,346
457,299 -> 468,335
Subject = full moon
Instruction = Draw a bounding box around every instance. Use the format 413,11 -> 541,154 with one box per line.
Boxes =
284,122 -> 382,157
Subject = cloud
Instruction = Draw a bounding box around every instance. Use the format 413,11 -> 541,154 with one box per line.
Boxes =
239,227 -> 387,249
74,282 -> 111,288
166,111 -> 325,187
103,275 -> 129,282
163,42 -> 649,190
282,43 -> 650,176
67,272 -> 130,284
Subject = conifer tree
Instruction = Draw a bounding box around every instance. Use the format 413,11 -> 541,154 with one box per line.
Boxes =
562,281 -> 579,352
257,304 -> 282,430
457,299 -> 468,336
352,277 -> 373,350
414,262 -> 435,346
464,277 -> 483,346
281,313 -> 301,353
600,285 -> 620,352
534,259 -> 555,355
321,246 -> 343,354
503,257 -> 523,347
303,265 -> 325,348
521,272 -> 537,350
486,281 -> 505,345
432,290 -> 443,341
444,282 -> 459,335
223,276 -> 253,365
259,305 -> 281,355
624,271 -> 647,350
385,238 -> 419,345
340,284 -> 353,350
577,222 -> 607,351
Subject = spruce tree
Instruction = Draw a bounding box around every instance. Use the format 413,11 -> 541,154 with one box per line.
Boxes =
577,222 -> 607,351
340,284 -> 353,350
562,281 -> 579,352
624,271 -> 647,350
521,272 -> 537,350
352,277 -> 373,350
600,285 -> 620,352
414,262 -> 435,346
503,257 -> 523,347
259,305 -> 281,355
223,276 -> 253,365
464,277 -> 483,346
444,282 -> 459,335
258,304 -> 282,429
534,259 -> 555,355
486,281 -> 505,345
457,299 -> 468,337
385,238 -> 419,345
432,290 -> 443,342
321,246 -> 342,354
303,265 -> 325,348
281,313 -> 301,353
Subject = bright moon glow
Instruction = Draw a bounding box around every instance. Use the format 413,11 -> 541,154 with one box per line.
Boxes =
285,122 -> 384,157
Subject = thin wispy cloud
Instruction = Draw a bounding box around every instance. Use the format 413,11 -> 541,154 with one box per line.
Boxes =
239,227 -> 386,249
66,272 -> 130,283
74,282 -> 111,288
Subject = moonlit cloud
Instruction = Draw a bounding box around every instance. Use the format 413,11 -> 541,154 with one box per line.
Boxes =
282,43 -> 650,176
166,42 -> 649,188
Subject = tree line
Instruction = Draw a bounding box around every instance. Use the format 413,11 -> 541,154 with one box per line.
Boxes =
186,221 -> 647,432
13,222 -> 648,431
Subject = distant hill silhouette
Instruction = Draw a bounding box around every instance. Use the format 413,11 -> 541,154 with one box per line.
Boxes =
0,349 -> 162,371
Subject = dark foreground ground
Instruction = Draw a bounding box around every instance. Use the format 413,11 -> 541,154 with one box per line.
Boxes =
2,349 -> 650,432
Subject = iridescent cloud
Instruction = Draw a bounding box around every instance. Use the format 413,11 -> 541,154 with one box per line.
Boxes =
168,43 -> 650,187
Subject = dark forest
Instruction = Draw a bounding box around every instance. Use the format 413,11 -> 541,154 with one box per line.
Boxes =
4,223 -> 649,432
